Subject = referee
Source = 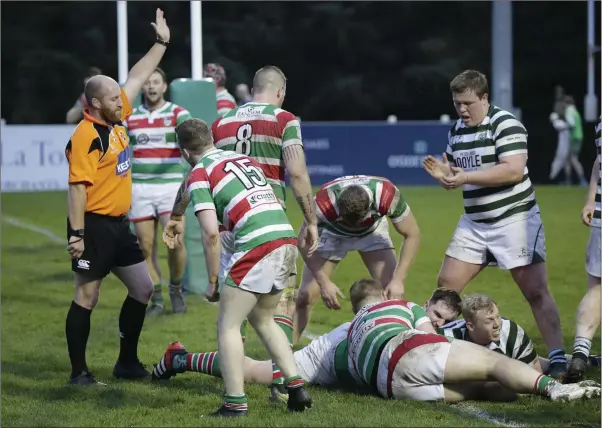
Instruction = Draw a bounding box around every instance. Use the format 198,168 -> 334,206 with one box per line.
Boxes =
65,9 -> 171,385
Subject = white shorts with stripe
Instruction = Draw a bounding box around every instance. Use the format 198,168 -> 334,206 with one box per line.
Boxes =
586,226 -> 601,278
317,219 -> 394,262
445,208 -> 546,270
376,329 -> 451,402
219,231 -> 298,294
129,182 -> 180,222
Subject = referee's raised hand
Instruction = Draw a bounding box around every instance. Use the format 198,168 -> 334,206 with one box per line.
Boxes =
151,8 -> 170,43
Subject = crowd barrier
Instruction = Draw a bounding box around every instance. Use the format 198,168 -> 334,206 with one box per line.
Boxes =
1,121 -> 451,192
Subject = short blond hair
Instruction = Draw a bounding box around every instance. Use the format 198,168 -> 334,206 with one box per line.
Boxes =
461,293 -> 497,322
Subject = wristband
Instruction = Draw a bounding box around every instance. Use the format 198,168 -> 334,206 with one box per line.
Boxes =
155,38 -> 169,47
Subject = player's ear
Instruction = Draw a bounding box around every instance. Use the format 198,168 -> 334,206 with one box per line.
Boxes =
91,98 -> 102,109
465,321 -> 474,331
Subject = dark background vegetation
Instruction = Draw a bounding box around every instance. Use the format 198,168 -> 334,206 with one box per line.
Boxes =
1,1 -> 600,182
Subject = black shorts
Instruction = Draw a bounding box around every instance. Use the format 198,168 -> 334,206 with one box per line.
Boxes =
68,212 -> 145,279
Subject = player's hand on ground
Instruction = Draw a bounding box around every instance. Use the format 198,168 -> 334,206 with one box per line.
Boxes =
151,8 -> 170,43
384,280 -> 404,300
67,236 -> 85,259
299,223 -> 319,257
163,219 -> 184,249
440,166 -> 467,189
581,203 -> 595,226
205,281 -> 220,303
320,280 -> 345,310
423,153 -> 453,180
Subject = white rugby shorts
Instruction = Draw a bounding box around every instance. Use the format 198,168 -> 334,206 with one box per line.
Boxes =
317,219 -> 394,261
445,209 -> 546,270
129,182 -> 181,222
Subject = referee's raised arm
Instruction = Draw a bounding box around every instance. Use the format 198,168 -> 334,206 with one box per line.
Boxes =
64,8 -> 173,386
122,8 -> 171,103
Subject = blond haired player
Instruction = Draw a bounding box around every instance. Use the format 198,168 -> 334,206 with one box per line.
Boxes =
346,279 -> 600,403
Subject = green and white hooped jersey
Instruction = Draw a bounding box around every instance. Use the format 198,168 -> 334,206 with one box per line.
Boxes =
346,300 -> 431,387
593,120 -> 601,228
315,175 -> 410,238
187,148 -> 296,253
446,105 -> 536,225
439,317 -> 537,365
124,102 -> 192,184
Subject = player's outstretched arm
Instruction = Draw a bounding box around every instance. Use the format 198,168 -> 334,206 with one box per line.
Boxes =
122,9 -> 170,102
283,145 -> 317,225
386,211 -> 421,300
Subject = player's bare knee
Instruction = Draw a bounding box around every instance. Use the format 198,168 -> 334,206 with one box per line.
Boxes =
296,286 -> 318,310
74,286 -> 100,309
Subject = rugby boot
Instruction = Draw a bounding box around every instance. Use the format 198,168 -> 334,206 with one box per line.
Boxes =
151,342 -> 188,381
113,359 -> 151,380
268,383 -> 288,405
546,361 -> 567,380
69,371 -> 105,386
169,285 -> 187,314
564,356 -> 587,384
287,386 -> 313,412
146,303 -> 165,316
207,405 -> 248,418
548,380 -> 601,401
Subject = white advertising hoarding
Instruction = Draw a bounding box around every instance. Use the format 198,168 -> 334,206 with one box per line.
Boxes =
1,125 -> 75,192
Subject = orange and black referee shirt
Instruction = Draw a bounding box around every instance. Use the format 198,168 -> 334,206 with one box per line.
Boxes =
65,89 -> 133,217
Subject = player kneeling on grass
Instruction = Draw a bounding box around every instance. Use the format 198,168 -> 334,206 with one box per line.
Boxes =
440,293 -> 602,375
162,118 -> 313,417
294,175 -> 421,344
151,288 -> 462,390
346,279 -> 601,403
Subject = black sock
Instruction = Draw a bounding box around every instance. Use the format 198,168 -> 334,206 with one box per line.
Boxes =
118,295 -> 147,364
66,301 -> 92,375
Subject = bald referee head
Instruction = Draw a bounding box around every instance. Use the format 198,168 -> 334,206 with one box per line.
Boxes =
252,65 -> 287,108
84,75 -> 123,124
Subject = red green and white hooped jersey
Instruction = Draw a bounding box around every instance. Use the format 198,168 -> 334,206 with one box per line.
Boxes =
347,300 -> 431,387
315,175 -> 410,237
216,89 -> 237,117
124,102 -> 192,184
211,102 -> 303,209
187,148 -> 296,252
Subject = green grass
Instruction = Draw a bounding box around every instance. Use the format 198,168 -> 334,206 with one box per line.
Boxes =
2,186 -> 600,427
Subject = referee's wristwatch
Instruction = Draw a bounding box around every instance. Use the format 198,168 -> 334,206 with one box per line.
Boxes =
70,229 -> 85,239
156,38 -> 169,47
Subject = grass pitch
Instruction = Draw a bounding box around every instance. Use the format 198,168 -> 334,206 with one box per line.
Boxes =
1,186 -> 600,427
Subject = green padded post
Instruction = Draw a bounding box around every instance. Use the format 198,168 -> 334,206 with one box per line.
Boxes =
169,78 -> 219,295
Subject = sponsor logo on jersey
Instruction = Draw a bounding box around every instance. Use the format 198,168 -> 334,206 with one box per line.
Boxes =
116,149 -> 131,175
137,134 -> 150,145
247,189 -> 277,206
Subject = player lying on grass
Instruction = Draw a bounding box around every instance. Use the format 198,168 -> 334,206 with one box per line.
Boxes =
151,288 -> 463,388
346,279 -> 600,403
440,293 -> 602,375
294,175 -> 421,344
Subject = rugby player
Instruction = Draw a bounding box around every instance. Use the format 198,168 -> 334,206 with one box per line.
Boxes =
565,119 -> 602,383
347,279 -> 600,403
423,69 -> 567,378
441,293 -> 602,375
208,65 -> 320,401
64,9 -> 171,385
124,67 -> 191,316
294,175 -> 421,344
162,118 -> 312,417
203,63 -> 237,117
150,288 -> 462,389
